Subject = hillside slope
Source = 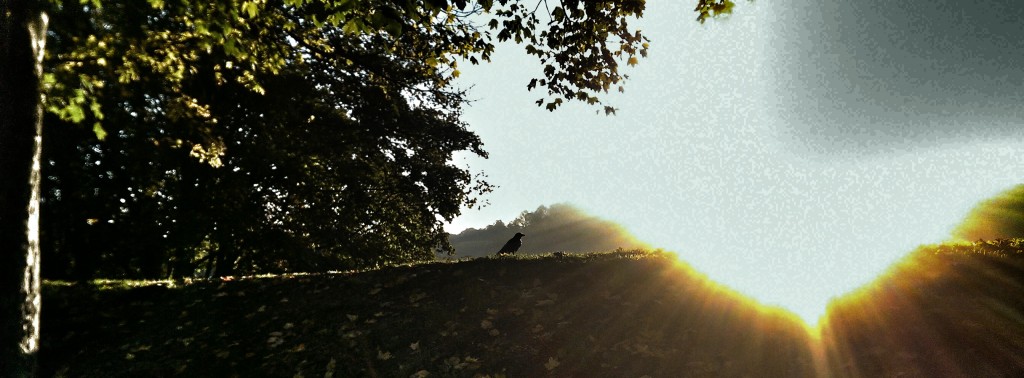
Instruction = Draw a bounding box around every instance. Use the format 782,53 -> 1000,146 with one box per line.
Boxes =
40,245 -> 1024,377
819,240 -> 1024,377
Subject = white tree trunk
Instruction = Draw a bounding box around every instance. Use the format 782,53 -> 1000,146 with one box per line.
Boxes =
0,2 -> 47,376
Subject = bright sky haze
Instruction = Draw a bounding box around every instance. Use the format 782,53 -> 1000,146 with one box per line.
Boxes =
446,0 -> 1024,324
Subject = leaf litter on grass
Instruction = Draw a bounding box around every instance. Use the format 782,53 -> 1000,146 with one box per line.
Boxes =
40,248 -> 1024,377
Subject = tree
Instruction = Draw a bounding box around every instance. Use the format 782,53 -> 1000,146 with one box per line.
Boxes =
4,0 -> 739,374
41,0 -> 499,278
1,1 -> 47,375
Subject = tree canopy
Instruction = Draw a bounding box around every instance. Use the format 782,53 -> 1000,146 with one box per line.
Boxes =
38,0 -> 738,279
5,0 -> 738,372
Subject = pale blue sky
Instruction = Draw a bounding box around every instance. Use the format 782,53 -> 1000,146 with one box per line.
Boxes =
446,1 -> 1024,324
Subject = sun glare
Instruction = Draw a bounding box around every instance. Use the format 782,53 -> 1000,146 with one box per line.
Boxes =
590,172 -> 1004,333
665,251 -> 830,329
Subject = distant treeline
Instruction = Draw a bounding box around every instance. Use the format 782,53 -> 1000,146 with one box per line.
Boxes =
446,204 -> 648,258
917,238 -> 1024,259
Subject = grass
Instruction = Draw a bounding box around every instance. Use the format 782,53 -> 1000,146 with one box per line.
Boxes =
40,245 -> 1024,377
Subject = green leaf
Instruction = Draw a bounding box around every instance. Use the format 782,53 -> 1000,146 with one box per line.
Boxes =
241,2 -> 259,18
41,73 -> 56,88
223,37 -> 244,58
80,0 -> 102,9
92,122 -> 107,140
341,19 -> 362,34
384,19 -> 403,35
552,6 -> 565,21
89,99 -> 104,120
67,104 -> 85,123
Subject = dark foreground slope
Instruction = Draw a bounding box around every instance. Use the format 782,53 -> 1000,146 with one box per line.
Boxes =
40,245 -> 1024,377
41,251 -> 814,377
820,240 -> 1024,377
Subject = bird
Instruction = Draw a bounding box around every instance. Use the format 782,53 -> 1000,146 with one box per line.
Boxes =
497,232 -> 525,255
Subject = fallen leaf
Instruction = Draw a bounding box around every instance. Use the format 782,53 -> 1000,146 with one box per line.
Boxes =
409,370 -> 430,378
409,292 -> 427,303
480,320 -> 493,330
346,314 -> 358,322
535,299 -> 555,307
544,357 -> 560,371
410,341 -> 420,351
129,344 -> 151,352
377,350 -> 392,361
324,358 -> 337,378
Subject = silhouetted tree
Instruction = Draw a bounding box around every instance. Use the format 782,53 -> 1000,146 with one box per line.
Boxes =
41,9 -> 492,277
449,204 -> 647,257
4,0 -> 739,373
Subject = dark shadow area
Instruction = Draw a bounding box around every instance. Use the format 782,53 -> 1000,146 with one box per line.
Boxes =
40,243 -> 1024,377
40,251 -> 815,377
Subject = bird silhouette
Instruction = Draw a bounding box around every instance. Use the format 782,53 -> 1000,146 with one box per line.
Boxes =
497,232 -> 525,255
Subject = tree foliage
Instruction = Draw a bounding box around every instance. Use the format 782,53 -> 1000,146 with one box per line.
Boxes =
37,0 -> 739,279
42,0 -> 494,277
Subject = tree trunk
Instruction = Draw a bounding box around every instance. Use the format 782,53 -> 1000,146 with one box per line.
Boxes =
0,2 -> 48,377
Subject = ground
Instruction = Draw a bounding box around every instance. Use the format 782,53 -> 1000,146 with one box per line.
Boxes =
40,246 -> 1024,377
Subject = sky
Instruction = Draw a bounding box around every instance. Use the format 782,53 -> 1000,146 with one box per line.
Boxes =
445,0 -> 1024,324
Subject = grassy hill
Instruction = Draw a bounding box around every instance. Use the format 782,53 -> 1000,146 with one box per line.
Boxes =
40,244 -> 1024,377
819,239 -> 1024,377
